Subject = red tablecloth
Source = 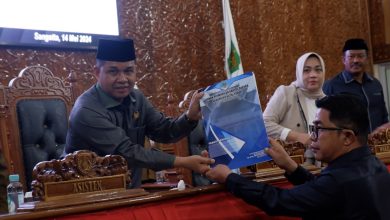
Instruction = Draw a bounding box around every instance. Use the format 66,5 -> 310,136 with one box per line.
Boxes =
44,166 -> 390,220
56,190 -> 299,220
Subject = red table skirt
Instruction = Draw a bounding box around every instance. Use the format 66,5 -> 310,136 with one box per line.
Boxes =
56,190 -> 299,220
48,166 -> 390,220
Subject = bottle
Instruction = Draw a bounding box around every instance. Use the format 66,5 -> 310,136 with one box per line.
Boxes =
155,170 -> 166,183
7,174 -> 24,214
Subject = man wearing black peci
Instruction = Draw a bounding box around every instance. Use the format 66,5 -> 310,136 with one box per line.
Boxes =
65,38 -> 213,188
323,38 -> 388,132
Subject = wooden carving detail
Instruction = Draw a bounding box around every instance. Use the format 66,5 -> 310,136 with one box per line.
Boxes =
7,66 -> 73,104
0,103 -> 8,119
279,141 -> 306,156
369,129 -> 390,145
31,150 -> 130,201
256,141 -> 306,170
368,129 -> 390,154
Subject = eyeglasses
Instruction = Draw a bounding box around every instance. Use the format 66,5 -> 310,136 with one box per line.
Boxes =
309,125 -> 356,142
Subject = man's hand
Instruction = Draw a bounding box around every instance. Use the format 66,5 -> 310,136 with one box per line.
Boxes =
265,138 -> 298,174
174,155 -> 214,174
186,90 -> 204,121
205,164 -> 232,184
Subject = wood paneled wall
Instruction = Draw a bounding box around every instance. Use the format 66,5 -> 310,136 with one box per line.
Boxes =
0,0 -> 384,113
369,0 -> 390,63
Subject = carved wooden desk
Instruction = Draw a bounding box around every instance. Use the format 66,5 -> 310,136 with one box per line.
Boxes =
1,164 -> 389,220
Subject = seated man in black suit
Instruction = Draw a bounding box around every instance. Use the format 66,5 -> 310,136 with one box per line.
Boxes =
206,94 -> 390,220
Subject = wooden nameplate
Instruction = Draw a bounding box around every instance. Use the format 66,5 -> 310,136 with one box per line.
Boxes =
19,188 -> 148,211
368,129 -> 390,164
372,144 -> 390,153
19,150 -> 149,211
256,155 -> 304,170
370,144 -> 390,164
256,141 -> 306,170
254,141 -> 321,182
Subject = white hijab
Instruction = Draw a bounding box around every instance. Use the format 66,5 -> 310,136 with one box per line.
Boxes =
291,52 -> 325,99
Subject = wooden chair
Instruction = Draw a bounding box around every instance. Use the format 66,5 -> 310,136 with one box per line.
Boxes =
0,66 -> 75,191
0,152 -> 7,213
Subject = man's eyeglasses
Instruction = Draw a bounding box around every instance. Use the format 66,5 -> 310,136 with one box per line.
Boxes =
309,125 -> 356,141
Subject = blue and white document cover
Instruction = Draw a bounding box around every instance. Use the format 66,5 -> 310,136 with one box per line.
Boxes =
200,72 -> 270,169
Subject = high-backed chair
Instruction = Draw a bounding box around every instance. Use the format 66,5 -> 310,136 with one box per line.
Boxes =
0,66 -> 74,191
0,152 -> 8,213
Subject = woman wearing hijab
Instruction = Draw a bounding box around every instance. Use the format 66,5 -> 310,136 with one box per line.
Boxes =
263,52 -> 325,165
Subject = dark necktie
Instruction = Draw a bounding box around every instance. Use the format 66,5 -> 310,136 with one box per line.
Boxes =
114,97 -> 137,131
118,103 -> 129,131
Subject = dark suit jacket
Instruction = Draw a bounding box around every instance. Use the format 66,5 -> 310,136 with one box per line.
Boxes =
225,146 -> 390,220
65,85 -> 197,188
323,71 -> 389,132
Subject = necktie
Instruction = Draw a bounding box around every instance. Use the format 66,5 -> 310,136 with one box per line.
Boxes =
119,104 -> 129,131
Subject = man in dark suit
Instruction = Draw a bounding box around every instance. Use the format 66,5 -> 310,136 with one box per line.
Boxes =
323,38 -> 388,132
65,38 -> 213,188
206,94 -> 390,220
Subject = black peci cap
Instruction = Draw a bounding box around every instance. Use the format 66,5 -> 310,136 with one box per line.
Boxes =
342,38 -> 369,52
96,38 -> 136,62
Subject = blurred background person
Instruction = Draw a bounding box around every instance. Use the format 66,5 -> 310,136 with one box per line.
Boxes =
263,52 -> 325,165
323,38 -> 388,133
